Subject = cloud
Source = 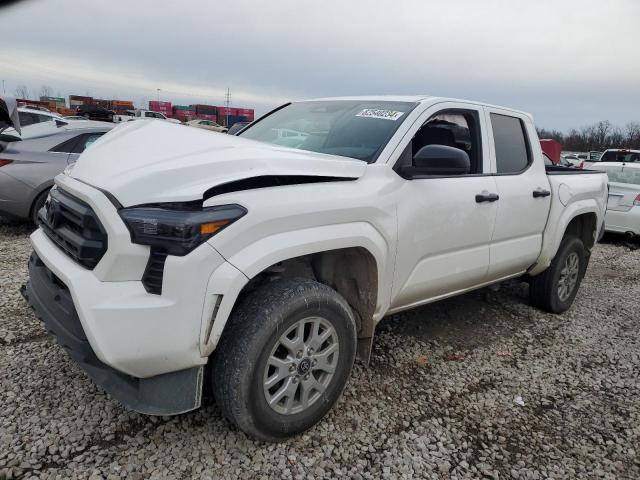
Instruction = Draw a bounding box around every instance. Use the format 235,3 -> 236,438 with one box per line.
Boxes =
0,0 -> 638,129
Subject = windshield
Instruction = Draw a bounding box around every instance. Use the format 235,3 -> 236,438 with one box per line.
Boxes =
600,151 -> 640,163
239,100 -> 417,162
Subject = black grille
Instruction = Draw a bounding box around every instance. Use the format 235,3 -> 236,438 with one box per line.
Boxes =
142,249 -> 168,294
39,188 -> 108,269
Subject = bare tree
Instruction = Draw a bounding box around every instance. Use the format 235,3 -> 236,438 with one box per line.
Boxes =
14,84 -> 31,99
539,121 -> 640,151
39,85 -> 54,98
625,122 -> 640,148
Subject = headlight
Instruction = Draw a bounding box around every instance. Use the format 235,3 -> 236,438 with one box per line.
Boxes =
119,204 -> 246,256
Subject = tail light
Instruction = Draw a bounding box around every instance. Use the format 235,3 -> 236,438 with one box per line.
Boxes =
0,159 -> 13,167
634,194 -> 640,207
579,161 -> 584,169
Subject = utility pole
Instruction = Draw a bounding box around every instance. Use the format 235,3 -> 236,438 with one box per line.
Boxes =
156,88 -> 160,102
1,80 -> 5,94
225,88 -> 231,127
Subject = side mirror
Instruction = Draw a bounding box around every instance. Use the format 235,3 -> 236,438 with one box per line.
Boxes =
400,144 -> 470,179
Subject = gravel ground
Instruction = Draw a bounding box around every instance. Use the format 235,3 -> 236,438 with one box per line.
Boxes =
1,216 -> 639,480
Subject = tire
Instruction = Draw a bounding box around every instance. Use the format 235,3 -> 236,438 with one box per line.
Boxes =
212,278 -> 357,441
530,235 -> 587,313
30,189 -> 50,225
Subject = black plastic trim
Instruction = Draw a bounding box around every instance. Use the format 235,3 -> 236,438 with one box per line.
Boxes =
39,188 -> 108,269
142,249 -> 168,295
22,253 -> 203,415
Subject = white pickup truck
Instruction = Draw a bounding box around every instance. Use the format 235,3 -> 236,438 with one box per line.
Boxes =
23,96 -> 608,441
112,109 -> 181,124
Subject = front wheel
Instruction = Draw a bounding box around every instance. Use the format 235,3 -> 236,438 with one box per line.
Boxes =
212,278 -> 357,441
530,235 -> 587,313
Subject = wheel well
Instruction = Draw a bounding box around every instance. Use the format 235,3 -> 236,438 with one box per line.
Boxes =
564,213 -> 597,252
237,247 -> 378,356
30,187 -> 51,219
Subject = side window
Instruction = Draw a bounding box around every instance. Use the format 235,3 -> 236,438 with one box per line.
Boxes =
73,133 -> 104,153
37,114 -> 54,123
491,113 -> 531,174
18,112 -> 37,127
400,110 -> 483,174
50,135 -> 81,153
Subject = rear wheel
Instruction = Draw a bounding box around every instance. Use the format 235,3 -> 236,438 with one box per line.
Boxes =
212,278 -> 357,441
530,235 -> 587,313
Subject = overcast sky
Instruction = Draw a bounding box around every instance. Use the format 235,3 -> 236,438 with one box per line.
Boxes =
0,0 -> 638,131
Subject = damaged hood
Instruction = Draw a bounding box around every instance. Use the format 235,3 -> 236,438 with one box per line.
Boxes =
69,120 -> 367,206
0,96 -> 20,134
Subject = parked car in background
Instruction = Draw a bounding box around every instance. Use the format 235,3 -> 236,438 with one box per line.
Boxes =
76,104 -> 114,122
2,108 -> 96,141
599,149 -> 639,163
583,149 -> 639,169
112,110 -> 136,123
562,154 -> 584,168
226,121 -> 251,135
589,151 -> 603,162
114,109 -> 181,124
18,107 -> 62,126
24,96 -> 607,441
63,116 -> 88,121
186,119 -> 227,132
594,162 -> 640,237
0,124 -> 114,223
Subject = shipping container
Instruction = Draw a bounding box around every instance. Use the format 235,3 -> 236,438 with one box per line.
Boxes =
173,105 -> 192,111
18,99 -> 53,110
149,101 -> 172,116
193,104 -> 217,115
69,95 -> 93,108
57,107 -> 76,116
40,96 -> 66,108
112,100 -> 134,107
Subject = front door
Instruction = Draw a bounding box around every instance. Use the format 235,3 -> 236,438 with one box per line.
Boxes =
390,103 -> 498,310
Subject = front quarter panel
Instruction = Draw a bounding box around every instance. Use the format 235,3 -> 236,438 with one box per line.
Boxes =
204,165 -> 399,323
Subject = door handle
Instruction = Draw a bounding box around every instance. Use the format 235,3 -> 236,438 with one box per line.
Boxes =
475,191 -> 499,203
532,188 -> 551,198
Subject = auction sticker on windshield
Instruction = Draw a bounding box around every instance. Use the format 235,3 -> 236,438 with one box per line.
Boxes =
356,109 -> 405,121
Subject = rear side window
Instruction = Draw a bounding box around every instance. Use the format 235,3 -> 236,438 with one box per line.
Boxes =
72,133 -> 105,153
601,151 -> 640,163
51,133 -> 105,153
491,113 -> 531,174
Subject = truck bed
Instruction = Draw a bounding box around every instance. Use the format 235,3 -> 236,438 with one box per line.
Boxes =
545,165 -> 603,175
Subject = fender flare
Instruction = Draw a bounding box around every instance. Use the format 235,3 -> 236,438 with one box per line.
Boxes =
530,199 -> 601,276
200,222 -> 392,356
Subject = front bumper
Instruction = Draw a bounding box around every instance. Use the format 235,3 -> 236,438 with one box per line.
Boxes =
22,252 -> 203,415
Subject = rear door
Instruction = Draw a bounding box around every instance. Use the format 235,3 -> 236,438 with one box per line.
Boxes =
484,108 -> 551,279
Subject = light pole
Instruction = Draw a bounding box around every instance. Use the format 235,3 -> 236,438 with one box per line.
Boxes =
156,88 -> 160,102
1,80 -> 5,95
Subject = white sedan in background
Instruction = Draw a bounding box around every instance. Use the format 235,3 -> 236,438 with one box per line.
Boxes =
186,119 -> 228,133
595,161 -> 640,237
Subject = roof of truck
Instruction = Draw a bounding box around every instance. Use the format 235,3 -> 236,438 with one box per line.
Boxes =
298,95 -> 532,118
